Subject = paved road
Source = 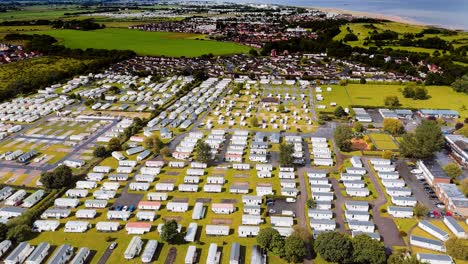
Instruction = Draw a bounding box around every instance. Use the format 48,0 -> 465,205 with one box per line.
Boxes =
330,178 -> 346,233
97,247 -> 113,264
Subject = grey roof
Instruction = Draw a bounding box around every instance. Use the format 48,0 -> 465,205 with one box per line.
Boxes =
230,242 -> 240,262
345,201 -> 369,206
417,253 -> 453,262
410,235 -> 444,246
444,216 -> 465,234
26,242 -> 50,263
388,206 -> 413,212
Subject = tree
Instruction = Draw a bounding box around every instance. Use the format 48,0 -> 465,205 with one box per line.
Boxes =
314,231 -> 353,264
7,224 -> 33,242
443,163 -> 462,179
93,145 -> 108,158
284,234 -> 307,263
107,137 -> 122,152
278,104 -> 285,113
339,79 -> 348,86
399,120 -> 444,159
334,125 -> 354,152
384,96 -> 400,108
257,228 -> 284,252
360,77 -> 366,84
334,106 -> 346,117
306,199 -> 316,209
160,147 -> 171,158
249,49 -> 259,57
383,118 -> 405,135
352,234 -> 387,264
279,143 -> 294,166
194,141 -> 212,164
250,116 -> 259,127
382,150 -> 393,159
413,203 -> 429,218
144,134 -> 164,154
446,237 -> 468,260
413,86 -> 429,99
387,253 -> 425,264
353,122 -> 364,132
160,220 -> 180,244
402,85 -> 415,98
451,75 -> 468,94
40,165 -> 73,189
461,178 -> 468,196
0,223 -> 7,241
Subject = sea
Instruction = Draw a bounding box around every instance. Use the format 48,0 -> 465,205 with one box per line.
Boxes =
228,0 -> 468,30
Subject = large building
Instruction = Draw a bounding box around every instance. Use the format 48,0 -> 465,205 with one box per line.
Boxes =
434,183 -> 468,217
445,134 -> 468,166
417,160 -> 451,186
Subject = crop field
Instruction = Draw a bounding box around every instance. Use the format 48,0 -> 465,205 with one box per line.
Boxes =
368,133 -> 398,150
314,84 -> 468,118
26,28 -> 250,57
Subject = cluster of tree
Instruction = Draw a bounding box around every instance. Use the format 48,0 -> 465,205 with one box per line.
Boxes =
402,85 -> 429,100
93,137 -> 126,158
279,143 -> 295,166
387,251 -> 427,264
370,30 -> 399,41
0,19 -> 53,26
144,135 -> 169,158
397,37 -> 450,50
122,117 -> 146,141
334,125 -> 354,152
399,120 -> 444,159
446,237 -> 468,260
442,163 -> 462,179
334,106 -> 347,117
160,220 -> 183,244
451,74 -> 468,94
257,227 -> 309,263
52,19 -> 104,31
343,33 -> 358,42
384,95 -> 400,108
40,165 -> 73,189
315,231 -> 387,264
194,142 -> 213,164
383,118 -> 405,135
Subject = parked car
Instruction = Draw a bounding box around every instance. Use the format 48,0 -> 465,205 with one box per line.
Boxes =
123,206 -> 128,211
285,198 -> 296,203
115,205 -> 123,211
411,169 -> 423,174
109,242 -> 117,250
128,205 -> 135,212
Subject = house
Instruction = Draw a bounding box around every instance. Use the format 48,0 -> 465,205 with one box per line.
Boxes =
230,243 -> 241,264
205,225 -> 229,236
136,211 -> 156,221
96,221 -> 120,232
185,246 -> 197,264
308,209 -> 333,220
388,206 -> 414,218
71,247 -> 91,264
124,236 -> 143,259
5,242 -> 34,264
25,242 -> 49,264
207,243 -> 220,264
212,203 -> 236,214
138,201 -> 161,211
410,235 -> 446,252
84,199 -> 108,208
41,208 -> 71,219
391,196 -> 417,207
350,156 -> 363,168
345,210 -> 370,221
238,225 -> 260,237
309,219 -> 336,231
32,220 -> 60,232
416,253 -> 454,264
45,244 -> 73,264
348,220 -> 375,233
126,222 -> 151,234
54,198 -> 79,208
107,210 -> 131,220
184,223 -> 198,242
418,220 -> 450,241
76,209 -> 97,219
64,221 -> 90,233
242,215 -> 263,225
443,216 -> 466,238
271,216 -> 294,227
192,202 -> 205,220
167,202 -> 189,212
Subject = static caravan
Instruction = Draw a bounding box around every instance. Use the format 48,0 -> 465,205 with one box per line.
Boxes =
135,174 -> 155,183
119,160 -> 137,167
270,216 -> 294,227
108,173 -> 129,181
242,195 -> 262,206
257,171 -> 272,178
391,196 -> 417,207
129,182 -> 150,191
140,167 -> 160,176
169,161 -> 185,168
124,236 -> 143,259
417,253 -> 454,264
212,203 -> 236,214
141,240 -> 158,263
187,169 -> 204,176
0,240 -> 12,258
138,201 -> 161,211
66,189 -> 88,198
0,187 -> 14,201
307,170 -> 327,178
444,216 -> 467,238
310,219 -> 336,231
316,201 -> 333,210
310,184 -> 332,193
184,176 -> 200,184
233,163 -> 250,170
93,190 -> 116,200
342,180 -> 365,188
274,227 -> 294,237
346,187 -> 370,197
204,184 -> 222,193
54,198 -> 79,208
340,173 -> 362,181
382,179 -> 406,188
206,176 -> 224,185
21,190 -> 45,208
147,192 -> 168,201
312,192 -> 334,201
136,211 -> 156,221
76,181 -> 98,190
350,156 -> 363,168
256,164 -> 273,172
351,231 -> 381,241
25,242 -> 50,264
238,225 -> 260,237
386,187 -> 412,197
206,243 -> 220,264
244,205 -> 261,215
5,190 -> 27,206
348,220 -> 375,233
0,207 -> 25,219
185,246 -> 197,264
410,235 -> 446,252
370,158 -> 392,166
102,182 -> 120,191
308,209 -> 333,220
388,206 -> 414,218
242,215 -> 263,225
184,223 -> 198,242
279,171 -> 295,179
155,183 -> 174,191
167,202 -> 189,212
418,220 -> 450,241
205,225 -> 229,236
230,243 -> 240,264
345,210 -> 370,221
125,222 -> 152,234
107,210 -> 131,220
33,220 -> 60,232
178,184 -> 198,192
93,166 -> 111,173
313,158 -> 333,166
76,209 -> 97,219
64,221 -> 90,233
70,247 -> 90,264
41,208 -> 71,219
229,185 -> 249,194
192,202 -> 205,220
378,171 -> 399,180
373,165 -> 395,172
346,167 -> 366,175
256,186 -> 273,196
309,177 -> 329,185
4,242 -> 34,264
96,221 -> 120,232
84,199 -> 108,208
280,179 -> 296,188
116,167 -> 133,174
146,160 -> 164,167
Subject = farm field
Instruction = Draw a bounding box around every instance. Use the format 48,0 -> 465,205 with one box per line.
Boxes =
0,5 -> 84,21
26,28 -> 251,57
368,133 -> 398,150
314,84 -> 468,117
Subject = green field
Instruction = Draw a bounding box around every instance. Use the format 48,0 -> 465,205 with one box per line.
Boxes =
368,133 -> 399,150
315,84 -> 468,118
26,28 -> 250,57
0,5 -> 84,21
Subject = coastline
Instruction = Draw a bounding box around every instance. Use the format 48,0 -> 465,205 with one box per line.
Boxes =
311,6 -> 426,26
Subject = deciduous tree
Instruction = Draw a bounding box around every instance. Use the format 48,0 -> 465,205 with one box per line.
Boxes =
314,231 -> 353,264
194,142 -> 212,164
399,120 -> 444,159
40,165 -> 73,189
352,234 -> 387,264
279,143 -> 294,166
383,118 -> 405,135
161,220 -> 181,244
334,125 -> 354,152
443,163 -> 462,179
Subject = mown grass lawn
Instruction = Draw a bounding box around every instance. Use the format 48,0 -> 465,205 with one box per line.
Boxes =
368,133 -> 398,150
26,28 -> 251,57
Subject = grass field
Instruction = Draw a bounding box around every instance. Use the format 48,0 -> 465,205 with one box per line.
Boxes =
335,22 -> 468,53
368,133 -> 399,150
25,28 -> 250,57
315,84 -> 468,118
0,5 -> 84,21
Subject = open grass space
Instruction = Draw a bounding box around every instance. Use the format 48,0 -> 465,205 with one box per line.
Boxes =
368,133 -> 399,150
315,84 -> 468,117
26,28 -> 250,57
